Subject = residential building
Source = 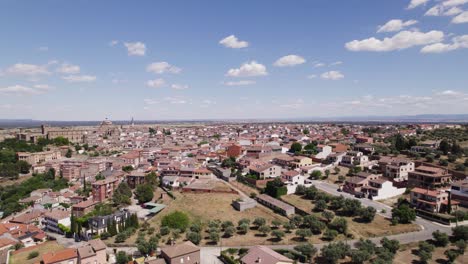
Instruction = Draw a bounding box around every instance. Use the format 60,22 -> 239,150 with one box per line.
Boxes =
92,177 -> 119,202
410,187 -> 458,213
126,171 -> 147,188
249,164 -> 281,179
408,166 -> 452,189
88,210 -> 131,235
379,157 -> 415,182
42,248 -> 79,264
361,178 -> 406,200
240,245 -> 294,264
340,151 -> 369,167
43,210 -> 71,234
343,172 -> 381,194
160,241 -> 200,264
450,179 -> 468,207
72,200 -> 98,218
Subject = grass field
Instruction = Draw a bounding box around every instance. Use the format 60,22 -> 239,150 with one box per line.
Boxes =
10,241 -> 64,264
282,194 -> 421,238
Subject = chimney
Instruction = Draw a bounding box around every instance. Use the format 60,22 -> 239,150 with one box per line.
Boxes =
256,257 -> 262,263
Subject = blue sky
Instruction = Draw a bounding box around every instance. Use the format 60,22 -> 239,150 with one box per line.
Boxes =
0,0 -> 467,120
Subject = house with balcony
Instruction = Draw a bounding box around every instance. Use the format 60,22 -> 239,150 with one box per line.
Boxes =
43,210 -> 71,234
450,179 -> 468,207
410,187 -> 458,213
248,164 -> 281,179
408,166 -> 452,189
92,177 -> 119,202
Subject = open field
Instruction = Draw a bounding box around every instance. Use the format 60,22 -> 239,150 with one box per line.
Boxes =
282,194 -> 421,238
10,241 -> 64,264
151,191 -> 288,225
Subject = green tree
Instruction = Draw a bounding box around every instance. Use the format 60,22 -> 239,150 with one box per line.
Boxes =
432,230 -> 449,247
116,251 -> 131,264
134,184 -> 154,203
258,225 -> 271,236
392,204 -> 416,224
113,182 -> 132,206
296,229 -> 312,240
358,206 -> 376,222
310,170 -> 322,180
65,148 -> 72,158
314,199 -> 327,212
186,231 -> 201,245
294,243 -> 317,262
161,211 -> 190,231
322,210 -> 335,223
329,217 -> 348,234
271,229 -> 285,240
253,217 -> 266,228
380,237 -> 400,254
264,178 -> 287,198
224,226 -> 236,238
289,142 -> 303,153
452,225 -> 468,241
146,172 -> 159,187
321,241 -> 351,264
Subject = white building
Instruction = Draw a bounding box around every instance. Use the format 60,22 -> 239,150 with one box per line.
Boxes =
315,145 -> 332,159
361,178 -> 406,200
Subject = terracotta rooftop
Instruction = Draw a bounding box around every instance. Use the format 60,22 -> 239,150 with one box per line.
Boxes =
161,241 -> 199,258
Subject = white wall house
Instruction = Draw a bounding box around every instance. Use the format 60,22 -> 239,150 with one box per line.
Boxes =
362,179 -> 406,200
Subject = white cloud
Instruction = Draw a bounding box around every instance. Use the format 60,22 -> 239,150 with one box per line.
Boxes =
219,35 -> 249,49
280,99 -> 304,109
425,5 -> 463,16
146,78 -> 165,88
33,84 -> 52,90
321,71 -> 344,80
223,80 -> 256,86
452,11 -> 468,23
273,55 -> 306,67
109,40 -> 119,46
407,0 -> 430,9
330,61 -> 343,66
377,19 -> 418,33
5,63 -> 50,76
421,34 -> 468,53
0,85 -> 49,95
345,30 -> 444,52
226,61 -> 268,77
171,84 -> 189,90
144,98 -> 159,105
164,96 -> 187,104
56,63 -> 80,74
313,62 -> 325,68
62,75 -> 97,82
443,0 -> 468,7
124,42 -> 146,56
438,90 -> 461,95
146,62 -> 181,74
307,74 -> 317,79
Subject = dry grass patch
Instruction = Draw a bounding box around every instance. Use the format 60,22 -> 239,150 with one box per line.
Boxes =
10,241 -> 64,264
394,244 -> 467,264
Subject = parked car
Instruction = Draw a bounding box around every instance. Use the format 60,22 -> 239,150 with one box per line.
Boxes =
354,192 -> 365,198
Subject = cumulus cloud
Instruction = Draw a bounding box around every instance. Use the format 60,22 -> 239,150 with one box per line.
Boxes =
0,85 -> 50,95
407,0 -> 430,9
219,35 -> 249,48
4,63 -> 50,76
345,30 -> 444,52
377,19 -> 418,33
146,62 -> 181,74
273,55 -> 306,67
421,34 -> 468,53
223,80 -> 256,86
452,11 -> 468,23
146,78 -> 165,88
56,63 -> 80,74
226,61 -> 268,77
62,75 -> 97,82
171,84 -> 189,90
124,42 -> 146,56
321,71 -> 344,80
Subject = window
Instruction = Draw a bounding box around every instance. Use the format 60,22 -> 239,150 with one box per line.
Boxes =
180,258 -> 184,263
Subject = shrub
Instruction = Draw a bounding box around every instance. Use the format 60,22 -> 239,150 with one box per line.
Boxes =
28,251 -> 39,259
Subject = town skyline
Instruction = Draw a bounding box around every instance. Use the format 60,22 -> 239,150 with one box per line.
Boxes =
1,0 -> 468,120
